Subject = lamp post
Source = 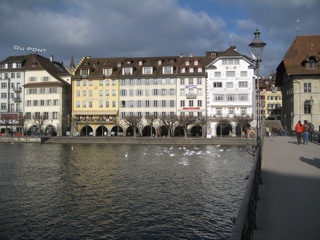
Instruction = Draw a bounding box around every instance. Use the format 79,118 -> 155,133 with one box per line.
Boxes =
249,29 -> 266,144
309,96 -> 314,123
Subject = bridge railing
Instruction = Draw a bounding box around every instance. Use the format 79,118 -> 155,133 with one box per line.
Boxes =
230,144 -> 262,240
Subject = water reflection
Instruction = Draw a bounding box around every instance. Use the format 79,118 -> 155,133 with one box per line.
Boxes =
0,143 -> 252,239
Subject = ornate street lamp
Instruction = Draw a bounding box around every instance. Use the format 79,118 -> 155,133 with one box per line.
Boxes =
309,96 -> 314,123
249,29 -> 266,144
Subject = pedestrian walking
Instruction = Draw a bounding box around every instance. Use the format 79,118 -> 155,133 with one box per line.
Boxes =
294,121 -> 303,145
302,120 -> 310,144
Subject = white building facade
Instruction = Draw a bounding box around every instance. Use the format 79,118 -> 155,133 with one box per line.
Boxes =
205,47 -> 255,137
23,54 -> 72,136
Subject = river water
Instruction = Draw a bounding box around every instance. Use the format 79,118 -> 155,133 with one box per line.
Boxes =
0,143 -> 253,240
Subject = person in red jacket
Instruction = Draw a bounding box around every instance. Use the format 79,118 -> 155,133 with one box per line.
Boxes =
295,121 -> 303,145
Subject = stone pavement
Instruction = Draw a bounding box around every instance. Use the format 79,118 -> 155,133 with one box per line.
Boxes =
253,136 -> 320,240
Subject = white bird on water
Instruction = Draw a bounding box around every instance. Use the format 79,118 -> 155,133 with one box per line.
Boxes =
125,153 -> 128,157
71,146 -> 74,150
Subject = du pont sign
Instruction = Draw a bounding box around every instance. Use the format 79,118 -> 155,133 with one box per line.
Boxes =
14,45 -> 47,53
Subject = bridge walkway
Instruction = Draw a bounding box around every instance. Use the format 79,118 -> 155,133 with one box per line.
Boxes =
253,136 -> 320,240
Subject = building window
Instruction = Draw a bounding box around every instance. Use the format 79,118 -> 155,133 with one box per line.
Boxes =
112,101 -> 116,108
238,94 -> 248,101
146,100 -> 150,107
197,100 -> 202,107
104,68 -> 112,76
214,95 -> 224,101
214,72 -> 221,77
180,100 -> 185,107
226,71 -> 235,77
163,66 -> 173,74
216,108 -> 222,115
197,78 -> 202,85
162,100 -> 166,107
112,90 -> 116,96
81,69 -> 88,77
120,90 -> 126,96
99,101 -> 103,107
123,67 -> 133,75
154,100 -> 158,107
213,82 -> 222,88
106,101 -> 110,107
304,83 -> 311,92
304,100 -> 312,114
170,100 -> 174,107
143,67 -> 153,74
226,94 -> 236,101
226,82 -> 233,88
241,108 -> 247,115
53,112 -> 58,119
189,100 -> 193,107
238,81 -> 248,88
240,71 -> 248,77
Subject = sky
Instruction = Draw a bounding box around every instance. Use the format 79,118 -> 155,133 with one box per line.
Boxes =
0,0 -> 319,77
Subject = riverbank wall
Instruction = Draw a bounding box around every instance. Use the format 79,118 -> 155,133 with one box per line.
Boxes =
1,136 -> 254,145
41,136 -> 253,145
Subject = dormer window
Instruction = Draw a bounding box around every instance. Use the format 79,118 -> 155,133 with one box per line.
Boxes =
163,66 -> 173,74
123,67 -> 133,75
185,61 -> 190,66
306,62 -> 316,69
194,60 -> 198,65
303,56 -> 318,69
197,67 -> 202,72
189,67 -> 194,73
181,68 -> 185,73
81,69 -> 88,77
158,60 -> 162,65
142,67 -> 153,74
104,68 -> 112,76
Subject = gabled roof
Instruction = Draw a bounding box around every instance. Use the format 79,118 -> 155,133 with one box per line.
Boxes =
0,54 -> 29,67
280,35 -> 320,75
205,46 -> 255,67
24,54 -> 71,85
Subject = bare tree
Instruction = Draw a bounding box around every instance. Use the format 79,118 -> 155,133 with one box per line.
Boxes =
216,117 -> 231,138
123,115 -> 142,137
144,115 -> 158,137
178,115 -> 197,138
160,114 -> 179,138
17,114 -> 27,136
28,114 -> 48,137
195,116 -> 208,138
233,115 -> 252,137
0,114 -> 12,136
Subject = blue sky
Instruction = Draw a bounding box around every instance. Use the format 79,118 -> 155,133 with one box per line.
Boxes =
0,0 -> 319,76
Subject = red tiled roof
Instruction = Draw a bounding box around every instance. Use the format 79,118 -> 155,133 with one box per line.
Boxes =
282,35 -> 320,75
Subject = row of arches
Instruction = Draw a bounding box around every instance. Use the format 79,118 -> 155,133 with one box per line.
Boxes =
25,122 -> 251,137
77,122 -> 251,137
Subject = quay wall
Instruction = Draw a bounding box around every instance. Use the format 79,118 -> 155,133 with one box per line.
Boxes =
40,136 -> 253,145
0,136 -> 254,145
